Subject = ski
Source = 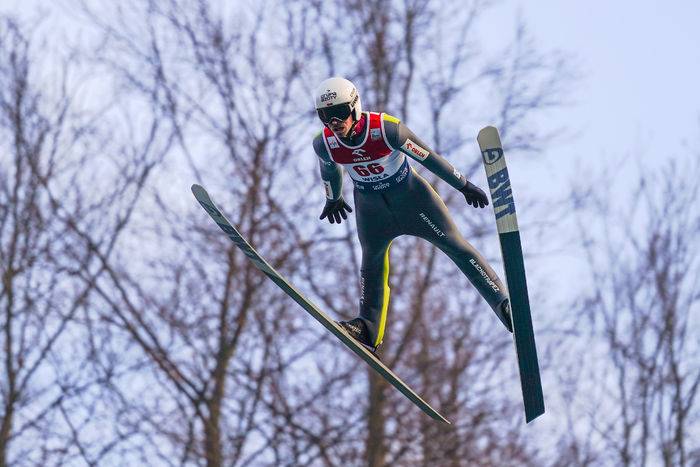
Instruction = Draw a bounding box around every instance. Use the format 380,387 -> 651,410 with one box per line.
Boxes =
477,126 -> 545,423
191,184 -> 450,424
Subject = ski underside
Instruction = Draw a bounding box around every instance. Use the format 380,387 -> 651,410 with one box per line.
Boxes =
477,126 -> 545,423
192,184 -> 450,424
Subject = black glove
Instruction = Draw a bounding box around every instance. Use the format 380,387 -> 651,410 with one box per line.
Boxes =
459,181 -> 489,209
319,197 -> 353,224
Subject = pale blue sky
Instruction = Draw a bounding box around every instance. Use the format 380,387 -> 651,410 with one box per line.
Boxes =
6,0 -> 698,165
482,0 -> 700,166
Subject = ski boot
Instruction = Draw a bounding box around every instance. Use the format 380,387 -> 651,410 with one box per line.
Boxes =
337,318 -> 380,354
495,299 -> 513,333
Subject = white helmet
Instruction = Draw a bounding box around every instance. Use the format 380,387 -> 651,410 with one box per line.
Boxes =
314,77 -> 362,125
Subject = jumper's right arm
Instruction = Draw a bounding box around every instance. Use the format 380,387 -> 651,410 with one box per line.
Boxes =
313,131 -> 352,224
313,131 -> 344,201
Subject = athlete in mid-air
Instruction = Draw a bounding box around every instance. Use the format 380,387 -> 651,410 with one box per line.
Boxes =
312,77 -> 511,351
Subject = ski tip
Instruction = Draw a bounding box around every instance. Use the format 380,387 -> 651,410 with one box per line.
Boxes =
477,126 -> 502,148
191,184 -> 207,197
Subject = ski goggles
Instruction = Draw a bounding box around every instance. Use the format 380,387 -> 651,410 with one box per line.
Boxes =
317,104 -> 353,124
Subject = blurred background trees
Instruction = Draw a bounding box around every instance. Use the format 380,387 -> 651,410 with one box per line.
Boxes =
552,158 -> 700,467
0,0 -> 698,466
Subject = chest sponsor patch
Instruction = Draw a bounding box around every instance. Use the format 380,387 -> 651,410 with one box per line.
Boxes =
370,128 -> 382,140
327,136 -> 339,149
401,138 -> 429,161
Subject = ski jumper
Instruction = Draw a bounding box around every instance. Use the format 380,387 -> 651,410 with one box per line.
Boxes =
312,112 -> 508,347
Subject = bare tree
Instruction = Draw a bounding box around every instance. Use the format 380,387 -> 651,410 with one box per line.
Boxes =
559,156 -> 700,467
0,0 -> 575,465
0,17 -> 96,466
0,15 -> 166,466
72,0 -> 353,465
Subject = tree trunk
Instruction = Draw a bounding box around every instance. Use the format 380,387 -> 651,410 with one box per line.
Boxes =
366,364 -> 387,467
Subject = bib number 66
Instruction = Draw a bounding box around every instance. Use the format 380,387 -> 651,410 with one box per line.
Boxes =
353,163 -> 384,177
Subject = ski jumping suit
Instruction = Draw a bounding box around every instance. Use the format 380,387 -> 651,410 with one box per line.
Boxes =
313,112 -> 508,347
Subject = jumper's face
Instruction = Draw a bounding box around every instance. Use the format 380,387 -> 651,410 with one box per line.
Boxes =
328,114 -> 354,138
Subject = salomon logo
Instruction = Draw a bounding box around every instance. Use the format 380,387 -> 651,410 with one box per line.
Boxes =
199,202 -> 221,217
216,222 -> 274,275
197,200 -> 275,276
